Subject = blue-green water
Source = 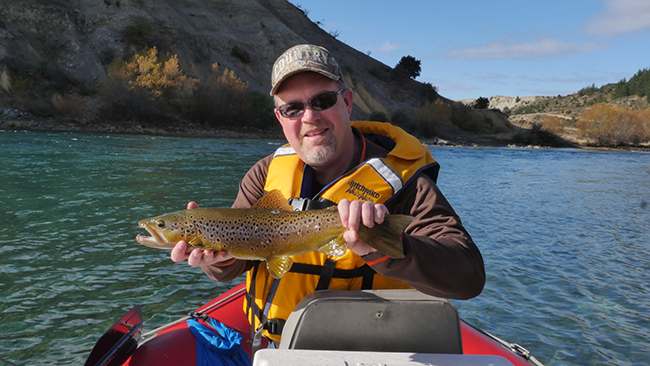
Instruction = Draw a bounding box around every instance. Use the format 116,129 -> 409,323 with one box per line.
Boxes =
1,131 -> 649,365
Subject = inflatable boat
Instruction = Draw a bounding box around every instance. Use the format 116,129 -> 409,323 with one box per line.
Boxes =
85,282 -> 544,366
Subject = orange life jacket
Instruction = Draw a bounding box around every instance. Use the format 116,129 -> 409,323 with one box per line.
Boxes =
245,121 -> 440,344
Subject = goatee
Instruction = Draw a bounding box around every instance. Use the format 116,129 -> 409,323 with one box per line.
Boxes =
301,139 -> 337,165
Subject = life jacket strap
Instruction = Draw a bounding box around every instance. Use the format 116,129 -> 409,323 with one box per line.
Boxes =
315,258 -> 337,291
289,262 -> 376,286
248,265 -> 287,354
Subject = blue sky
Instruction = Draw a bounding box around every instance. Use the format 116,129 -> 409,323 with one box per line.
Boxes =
288,0 -> 650,100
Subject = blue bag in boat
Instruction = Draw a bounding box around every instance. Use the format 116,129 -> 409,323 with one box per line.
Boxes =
187,317 -> 252,366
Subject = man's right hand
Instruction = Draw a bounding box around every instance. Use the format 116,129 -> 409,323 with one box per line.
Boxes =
170,201 -> 233,267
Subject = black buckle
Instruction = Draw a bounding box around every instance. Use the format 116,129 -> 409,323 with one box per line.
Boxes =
265,319 -> 285,335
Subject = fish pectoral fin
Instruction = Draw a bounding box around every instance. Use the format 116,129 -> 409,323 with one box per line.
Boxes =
187,236 -> 204,248
266,256 -> 294,279
317,236 -> 348,257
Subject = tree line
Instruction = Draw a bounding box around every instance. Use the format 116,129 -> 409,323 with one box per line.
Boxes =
611,68 -> 650,101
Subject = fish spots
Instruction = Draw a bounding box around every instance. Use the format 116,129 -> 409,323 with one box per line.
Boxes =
142,206 -> 347,260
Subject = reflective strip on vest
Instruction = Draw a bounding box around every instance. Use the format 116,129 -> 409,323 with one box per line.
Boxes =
273,146 -> 296,157
365,157 -> 402,195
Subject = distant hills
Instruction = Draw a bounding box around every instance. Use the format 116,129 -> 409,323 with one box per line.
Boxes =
457,69 -> 650,147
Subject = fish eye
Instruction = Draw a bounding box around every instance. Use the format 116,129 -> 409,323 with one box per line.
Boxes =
156,219 -> 165,228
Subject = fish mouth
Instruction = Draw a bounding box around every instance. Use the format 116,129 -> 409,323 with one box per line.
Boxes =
135,223 -> 173,249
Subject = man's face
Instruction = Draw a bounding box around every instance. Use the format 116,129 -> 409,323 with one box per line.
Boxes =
274,72 -> 354,169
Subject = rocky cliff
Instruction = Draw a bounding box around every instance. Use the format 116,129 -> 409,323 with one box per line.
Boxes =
1,0 -> 427,118
0,0 -> 519,143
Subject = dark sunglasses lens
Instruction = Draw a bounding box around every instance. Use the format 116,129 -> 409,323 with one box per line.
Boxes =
277,90 -> 341,118
310,91 -> 339,111
278,102 -> 305,118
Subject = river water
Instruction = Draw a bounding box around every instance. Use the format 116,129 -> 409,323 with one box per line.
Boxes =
1,131 -> 648,365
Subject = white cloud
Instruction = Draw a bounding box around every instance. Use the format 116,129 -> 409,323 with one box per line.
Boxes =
372,41 -> 406,53
446,38 -> 606,60
583,0 -> 650,36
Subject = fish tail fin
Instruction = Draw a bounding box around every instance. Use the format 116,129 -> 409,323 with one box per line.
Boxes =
357,214 -> 412,259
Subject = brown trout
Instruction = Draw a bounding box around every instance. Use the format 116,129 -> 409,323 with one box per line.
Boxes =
136,190 -> 410,279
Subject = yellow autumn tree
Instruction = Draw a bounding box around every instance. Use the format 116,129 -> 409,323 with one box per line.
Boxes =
576,103 -> 649,146
212,62 -> 247,92
113,47 -> 198,102
100,47 -> 200,122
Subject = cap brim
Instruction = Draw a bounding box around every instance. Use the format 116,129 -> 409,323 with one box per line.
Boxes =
270,69 -> 341,96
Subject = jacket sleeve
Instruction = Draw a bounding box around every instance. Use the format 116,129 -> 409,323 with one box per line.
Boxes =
199,155 -> 272,282
362,174 -> 486,300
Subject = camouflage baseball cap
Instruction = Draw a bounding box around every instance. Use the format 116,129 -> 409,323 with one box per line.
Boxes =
270,44 -> 343,95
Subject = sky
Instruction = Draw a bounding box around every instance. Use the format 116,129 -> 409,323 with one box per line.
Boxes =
287,0 -> 650,100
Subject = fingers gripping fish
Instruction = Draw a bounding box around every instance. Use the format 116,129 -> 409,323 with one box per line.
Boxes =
136,190 -> 410,279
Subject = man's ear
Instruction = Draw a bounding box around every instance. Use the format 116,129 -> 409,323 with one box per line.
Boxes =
343,89 -> 354,115
274,107 -> 283,123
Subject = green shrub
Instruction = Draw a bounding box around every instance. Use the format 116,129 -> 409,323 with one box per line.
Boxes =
189,63 -> 277,129
246,91 -> 277,129
450,104 -> 481,133
411,99 -> 452,138
578,83 -> 599,96
98,77 -> 175,123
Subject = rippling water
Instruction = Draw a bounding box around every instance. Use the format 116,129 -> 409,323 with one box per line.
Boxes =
1,131 -> 648,365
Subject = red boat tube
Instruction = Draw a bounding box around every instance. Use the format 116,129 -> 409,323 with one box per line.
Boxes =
120,283 -> 542,366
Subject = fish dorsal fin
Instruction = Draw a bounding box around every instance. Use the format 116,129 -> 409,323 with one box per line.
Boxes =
266,256 -> 294,279
253,189 -> 294,212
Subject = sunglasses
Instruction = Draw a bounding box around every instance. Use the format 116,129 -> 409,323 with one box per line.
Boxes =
276,89 -> 346,118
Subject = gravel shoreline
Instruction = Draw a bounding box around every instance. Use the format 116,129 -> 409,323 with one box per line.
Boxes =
0,116 -> 286,140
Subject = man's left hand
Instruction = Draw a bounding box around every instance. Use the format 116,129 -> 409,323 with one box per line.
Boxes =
338,199 -> 388,256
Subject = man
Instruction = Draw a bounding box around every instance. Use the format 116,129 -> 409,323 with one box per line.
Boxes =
171,44 -> 485,345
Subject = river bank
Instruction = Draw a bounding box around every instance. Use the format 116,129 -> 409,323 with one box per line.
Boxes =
2,114 -> 648,151
0,114 -> 286,140
0,111 -> 527,147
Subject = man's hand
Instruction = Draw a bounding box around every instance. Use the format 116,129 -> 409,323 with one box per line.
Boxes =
338,199 -> 388,256
170,201 -> 233,267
